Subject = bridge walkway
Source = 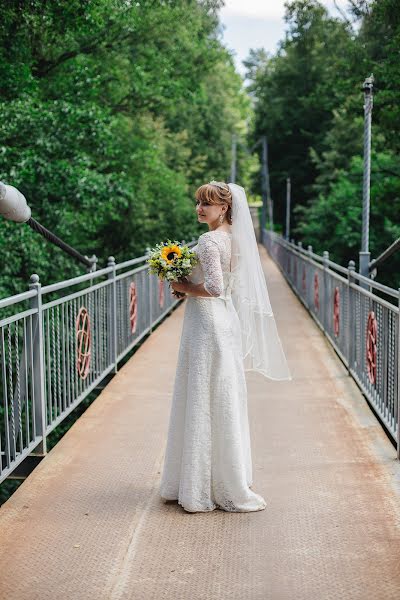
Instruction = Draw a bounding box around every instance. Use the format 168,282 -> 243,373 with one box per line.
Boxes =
1,244 -> 400,599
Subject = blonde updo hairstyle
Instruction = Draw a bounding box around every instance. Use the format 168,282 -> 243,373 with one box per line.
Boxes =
195,181 -> 233,225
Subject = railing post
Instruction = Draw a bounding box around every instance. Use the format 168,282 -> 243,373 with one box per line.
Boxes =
307,246 -> 313,307
28,274 -> 47,455
146,247 -> 153,334
107,256 -> 118,373
397,288 -> 400,459
347,260 -> 356,373
323,251 -> 329,334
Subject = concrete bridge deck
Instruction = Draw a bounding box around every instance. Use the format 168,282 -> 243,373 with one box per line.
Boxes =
1,244 -> 400,600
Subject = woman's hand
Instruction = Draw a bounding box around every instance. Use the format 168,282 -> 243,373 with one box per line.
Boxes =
172,289 -> 185,299
171,278 -> 211,298
171,277 -> 188,294
171,277 -> 189,298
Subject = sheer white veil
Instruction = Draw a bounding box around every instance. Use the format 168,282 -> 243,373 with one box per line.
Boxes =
228,183 -> 292,381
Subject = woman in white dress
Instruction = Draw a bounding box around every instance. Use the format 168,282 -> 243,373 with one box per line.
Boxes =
159,181 -> 292,513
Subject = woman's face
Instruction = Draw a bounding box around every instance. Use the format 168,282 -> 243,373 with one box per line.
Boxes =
195,197 -> 226,226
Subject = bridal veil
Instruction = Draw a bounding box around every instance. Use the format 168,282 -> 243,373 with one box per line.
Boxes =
228,182 -> 292,381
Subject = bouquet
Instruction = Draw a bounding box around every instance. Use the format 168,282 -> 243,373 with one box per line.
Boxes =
146,239 -> 199,299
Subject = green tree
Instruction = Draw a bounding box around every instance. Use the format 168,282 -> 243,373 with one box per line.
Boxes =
0,0 -> 252,297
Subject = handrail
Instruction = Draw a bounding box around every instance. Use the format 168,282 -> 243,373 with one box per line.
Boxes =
0,243 -> 196,483
269,230 -> 399,299
263,229 -> 400,458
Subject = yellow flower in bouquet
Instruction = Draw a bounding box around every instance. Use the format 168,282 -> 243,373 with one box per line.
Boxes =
147,239 -> 198,298
161,244 -> 182,264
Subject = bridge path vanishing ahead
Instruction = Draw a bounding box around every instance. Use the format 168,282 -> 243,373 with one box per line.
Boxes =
1,244 -> 400,600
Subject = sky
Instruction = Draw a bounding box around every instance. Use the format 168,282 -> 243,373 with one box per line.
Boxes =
219,0 -> 351,77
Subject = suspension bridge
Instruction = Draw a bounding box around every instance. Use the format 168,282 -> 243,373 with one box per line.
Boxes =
1,69 -> 400,597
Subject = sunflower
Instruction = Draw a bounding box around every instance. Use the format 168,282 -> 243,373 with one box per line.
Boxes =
161,244 -> 182,264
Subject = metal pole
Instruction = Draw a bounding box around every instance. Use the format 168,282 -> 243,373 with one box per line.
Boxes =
264,136 -> 273,231
230,134 -> 237,184
359,74 -> 373,287
261,135 -> 273,232
107,256 -> 118,373
323,250 -> 329,334
285,177 -> 291,240
28,274 -> 47,455
260,137 -> 267,242
347,260 -> 356,373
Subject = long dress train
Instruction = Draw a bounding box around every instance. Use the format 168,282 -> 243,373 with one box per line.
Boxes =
159,229 -> 267,512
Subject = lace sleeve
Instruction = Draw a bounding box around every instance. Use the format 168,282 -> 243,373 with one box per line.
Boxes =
197,233 -> 224,297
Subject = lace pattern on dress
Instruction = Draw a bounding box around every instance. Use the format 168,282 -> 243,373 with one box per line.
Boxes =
196,231 -> 231,297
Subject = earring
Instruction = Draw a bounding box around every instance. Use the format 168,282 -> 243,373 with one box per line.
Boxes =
219,214 -> 224,224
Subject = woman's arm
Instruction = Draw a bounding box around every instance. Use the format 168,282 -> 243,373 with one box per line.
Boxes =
171,280 -> 214,297
171,233 -> 223,298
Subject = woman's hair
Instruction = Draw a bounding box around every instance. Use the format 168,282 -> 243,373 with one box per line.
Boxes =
195,181 -> 233,225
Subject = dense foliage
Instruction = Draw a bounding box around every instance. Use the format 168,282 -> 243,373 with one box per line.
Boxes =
0,0 -> 254,297
246,0 -> 400,286
1,0 -> 399,290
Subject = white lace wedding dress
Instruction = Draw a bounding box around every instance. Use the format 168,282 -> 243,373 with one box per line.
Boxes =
159,229 -> 267,512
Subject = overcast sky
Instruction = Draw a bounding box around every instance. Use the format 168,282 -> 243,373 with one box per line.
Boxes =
219,0 -> 351,76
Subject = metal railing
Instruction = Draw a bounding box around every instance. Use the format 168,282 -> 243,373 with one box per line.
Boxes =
0,244 -> 195,483
4,229 -> 398,480
263,230 -> 400,457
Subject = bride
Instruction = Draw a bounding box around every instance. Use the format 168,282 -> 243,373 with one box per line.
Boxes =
159,181 -> 292,513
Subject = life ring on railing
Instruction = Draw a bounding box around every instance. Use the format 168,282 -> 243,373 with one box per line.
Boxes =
129,281 -> 138,334
76,306 -> 91,379
333,286 -> 340,337
158,279 -> 165,308
366,311 -> 377,385
314,272 -> 319,310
